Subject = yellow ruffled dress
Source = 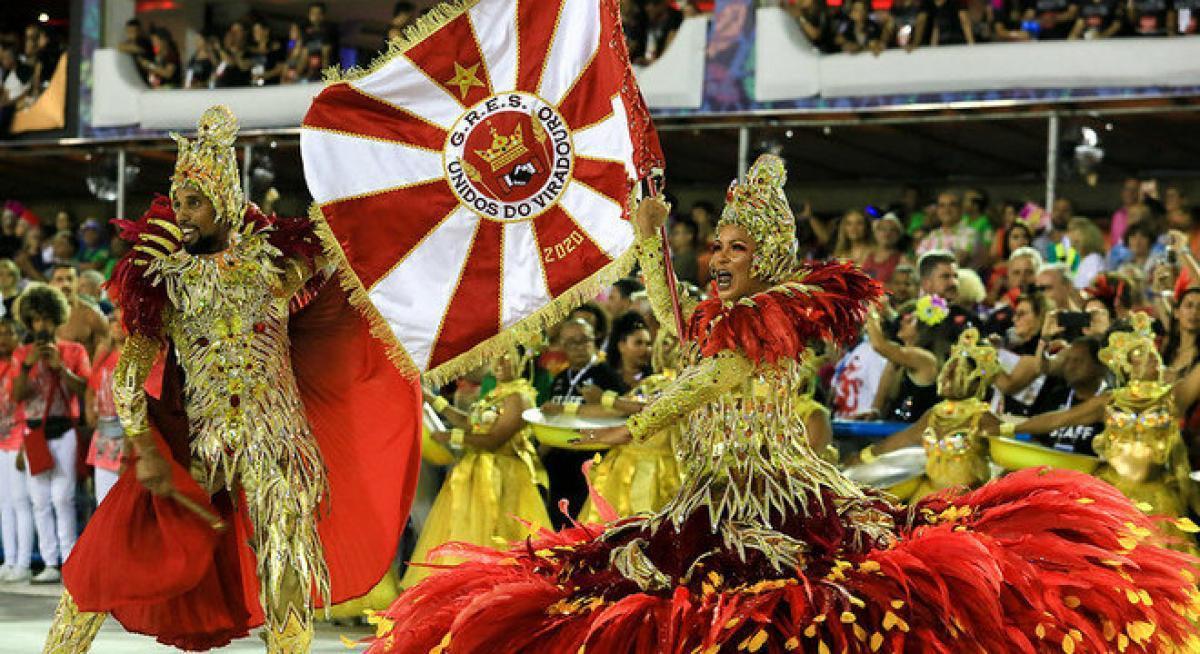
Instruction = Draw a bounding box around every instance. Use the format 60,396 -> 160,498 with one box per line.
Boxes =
579,373 -> 685,523
400,379 -> 552,588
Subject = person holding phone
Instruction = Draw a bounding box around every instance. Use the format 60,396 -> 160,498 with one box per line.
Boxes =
10,283 -> 89,584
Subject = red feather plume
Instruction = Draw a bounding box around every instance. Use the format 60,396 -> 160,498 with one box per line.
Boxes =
688,260 -> 884,364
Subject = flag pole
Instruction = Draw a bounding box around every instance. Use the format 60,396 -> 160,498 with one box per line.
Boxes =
646,170 -> 687,342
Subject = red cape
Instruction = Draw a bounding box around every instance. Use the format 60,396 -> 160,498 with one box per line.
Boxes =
64,254 -> 421,650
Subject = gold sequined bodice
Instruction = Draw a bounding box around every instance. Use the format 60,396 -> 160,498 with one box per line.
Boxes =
151,232 -> 313,487
920,398 -> 991,490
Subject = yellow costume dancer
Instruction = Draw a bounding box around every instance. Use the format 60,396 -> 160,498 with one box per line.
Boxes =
867,328 -> 1002,501
1093,315 -> 1198,534
401,352 -> 551,588
578,361 -> 685,523
794,349 -> 839,466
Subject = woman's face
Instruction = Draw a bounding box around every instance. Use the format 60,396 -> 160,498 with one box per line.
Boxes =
1007,225 -> 1030,252
843,211 -> 867,243
1178,293 -> 1200,333
1067,227 -> 1083,250
618,328 -> 653,370
874,220 -> 901,249
709,224 -> 765,302
0,267 -> 16,289
1012,300 -> 1042,341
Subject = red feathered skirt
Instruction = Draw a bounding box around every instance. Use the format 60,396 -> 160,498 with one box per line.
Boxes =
364,468 -> 1200,654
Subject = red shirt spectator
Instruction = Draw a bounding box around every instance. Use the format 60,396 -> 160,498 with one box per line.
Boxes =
13,340 -> 90,420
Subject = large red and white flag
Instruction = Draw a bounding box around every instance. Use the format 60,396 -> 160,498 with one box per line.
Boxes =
301,0 -> 662,383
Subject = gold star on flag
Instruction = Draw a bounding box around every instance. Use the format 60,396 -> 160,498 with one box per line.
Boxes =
445,62 -> 484,100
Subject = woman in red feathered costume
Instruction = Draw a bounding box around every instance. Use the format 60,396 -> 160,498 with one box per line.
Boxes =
366,155 -> 1200,654
42,105 -> 422,653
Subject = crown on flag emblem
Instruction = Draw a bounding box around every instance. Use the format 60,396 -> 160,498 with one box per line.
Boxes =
475,125 -> 530,172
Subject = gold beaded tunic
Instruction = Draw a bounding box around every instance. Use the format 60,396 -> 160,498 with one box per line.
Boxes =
117,228 -> 328,609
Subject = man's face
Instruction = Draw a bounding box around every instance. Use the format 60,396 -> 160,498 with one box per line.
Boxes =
936,194 -> 962,228
1122,178 -> 1140,206
78,274 -> 101,299
1012,301 -> 1041,341
1007,255 -> 1036,292
922,262 -> 958,302
1051,198 -> 1073,230
1035,270 -> 1069,308
559,322 -> 595,368
50,267 -> 77,303
29,313 -> 56,339
309,5 -> 325,24
888,270 -> 918,304
173,186 -> 225,254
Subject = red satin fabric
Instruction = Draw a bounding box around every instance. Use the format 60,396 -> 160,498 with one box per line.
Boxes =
63,277 -> 421,651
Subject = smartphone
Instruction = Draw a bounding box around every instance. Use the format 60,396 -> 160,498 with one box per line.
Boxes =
1057,311 -> 1089,341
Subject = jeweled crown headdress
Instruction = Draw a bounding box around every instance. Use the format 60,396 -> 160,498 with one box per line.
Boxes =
1099,312 -> 1161,385
716,154 -> 798,284
170,105 -> 245,228
940,327 -> 1001,399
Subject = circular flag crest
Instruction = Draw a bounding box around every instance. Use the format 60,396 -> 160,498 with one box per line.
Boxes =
445,92 -> 574,223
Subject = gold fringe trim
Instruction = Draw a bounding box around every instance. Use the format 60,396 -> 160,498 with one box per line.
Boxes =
322,0 -> 484,85
308,204 -> 420,379
424,243 -> 639,387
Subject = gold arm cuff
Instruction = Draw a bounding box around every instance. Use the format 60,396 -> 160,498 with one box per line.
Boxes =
859,445 -> 878,464
432,396 -> 450,413
449,429 -> 465,449
562,401 -> 581,417
601,391 -> 618,409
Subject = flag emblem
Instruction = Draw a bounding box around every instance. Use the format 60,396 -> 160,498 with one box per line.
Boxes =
301,0 -> 662,382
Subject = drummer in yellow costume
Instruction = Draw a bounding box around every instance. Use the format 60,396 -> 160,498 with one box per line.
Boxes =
1014,313 -> 1200,531
401,349 -> 551,588
577,329 -> 685,523
862,328 -> 1003,501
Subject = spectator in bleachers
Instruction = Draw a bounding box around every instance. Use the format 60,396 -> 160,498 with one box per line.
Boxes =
1033,196 -> 1073,255
0,259 -> 24,315
1070,0 -> 1127,38
927,0 -> 972,45
75,220 -> 110,274
1172,0 -> 1200,33
621,0 -> 649,61
1109,177 -> 1141,246
993,0 -> 1037,39
960,0 -> 999,43
184,34 -> 217,89
918,250 -> 959,303
963,188 -> 995,242
249,19 -> 287,86
392,2 -> 418,32
887,263 -> 920,305
1036,262 -> 1081,310
916,190 -> 979,265
303,2 -> 337,81
884,0 -> 929,51
1022,0 -> 1080,38
137,27 -> 181,89
116,19 -> 153,83
1108,219 -> 1161,272
668,215 -> 700,285
835,0 -> 887,54
992,243 -> 1041,308
15,227 -> 46,282
832,208 -> 876,268
789,0 -> 836,53
1068,216 -> 1109,289
0,44 -> 23,133
283,23 -> 307,83
864,301 -> 948,423
641,0 -> 683,64
1128,0 -> 1171,35
865,212 -> 912,284
214,22 -> 252,87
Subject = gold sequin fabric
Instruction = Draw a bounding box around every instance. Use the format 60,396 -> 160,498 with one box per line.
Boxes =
41,593 -> 106,654
149,228 -> 329,612
469,379 -> 546,487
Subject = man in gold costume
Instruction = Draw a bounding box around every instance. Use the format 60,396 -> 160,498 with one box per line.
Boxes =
41,105 -> 422,653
